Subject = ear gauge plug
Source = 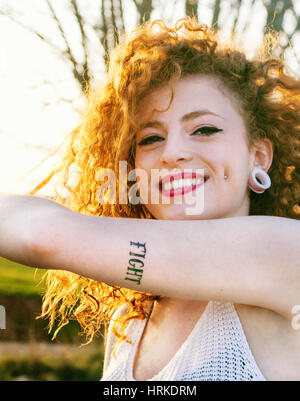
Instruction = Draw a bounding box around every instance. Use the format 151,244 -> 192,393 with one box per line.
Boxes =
248,167 -> 271,193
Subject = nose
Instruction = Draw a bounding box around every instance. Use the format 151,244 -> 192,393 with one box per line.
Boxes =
159,136 -> 193,168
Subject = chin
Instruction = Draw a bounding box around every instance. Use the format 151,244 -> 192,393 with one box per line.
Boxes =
145,204 -> 240,220
146,206 -> 209,220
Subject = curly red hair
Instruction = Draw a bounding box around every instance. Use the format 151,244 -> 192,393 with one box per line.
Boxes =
27,17 -> 300,349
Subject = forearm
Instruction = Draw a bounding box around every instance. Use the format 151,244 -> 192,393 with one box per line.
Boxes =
34,210 -> 300,315
0,193 -> 67,266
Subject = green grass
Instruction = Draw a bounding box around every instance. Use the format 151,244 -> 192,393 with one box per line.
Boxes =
0,342 -> 105,380
0,257 -> 46,297
0,257 -> 106,380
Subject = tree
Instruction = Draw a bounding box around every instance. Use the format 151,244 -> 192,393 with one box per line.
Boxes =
0,0 -> 152,94
133,0 -> 153,24
263,0 -> 300,59
96,0 -> 126,69
209,0 -> 299,67
185,0 -> 198,20
1,0 -> 299,96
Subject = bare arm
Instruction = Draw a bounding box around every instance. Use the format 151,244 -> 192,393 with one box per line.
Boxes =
24,197 -> 300,319
1,194 -> 299,318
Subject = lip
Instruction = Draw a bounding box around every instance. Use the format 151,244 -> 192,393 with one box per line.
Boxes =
158,171 -> 209,197
160,171 -> 208,185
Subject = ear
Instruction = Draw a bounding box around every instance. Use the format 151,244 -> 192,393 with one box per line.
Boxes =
250,138 -> 273,172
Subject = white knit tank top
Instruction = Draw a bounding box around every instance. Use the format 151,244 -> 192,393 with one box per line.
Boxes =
101,301 -> 266,381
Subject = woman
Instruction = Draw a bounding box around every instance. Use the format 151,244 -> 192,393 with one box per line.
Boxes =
0,17 -> 300,381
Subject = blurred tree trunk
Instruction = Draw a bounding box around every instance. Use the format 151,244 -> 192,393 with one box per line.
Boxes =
266,0 -> 287,32
133,0 -> 153,24
232,0 -> 242,32
263,0 -> 300,62
211,0 -> 221,29
0,0 -> 126,92
185,0 -> 198,20
97,0 -> 126,70
45,0 -> 95,93
209,0 -> 299,67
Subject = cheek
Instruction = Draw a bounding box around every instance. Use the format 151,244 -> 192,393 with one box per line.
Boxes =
135,150 -> 155,173
134,156 -> 143,174
198,140 -> 250,183
225,143 -> 251,188
229,142 -> 250,171
217,138 -> 249,165
134,154 -> 151,192
134,147 -> 145,169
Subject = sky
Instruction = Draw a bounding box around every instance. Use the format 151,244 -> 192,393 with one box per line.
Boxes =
0,0 -> 299,197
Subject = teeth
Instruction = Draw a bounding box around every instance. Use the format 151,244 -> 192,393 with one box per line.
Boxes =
162,177 -> 204,191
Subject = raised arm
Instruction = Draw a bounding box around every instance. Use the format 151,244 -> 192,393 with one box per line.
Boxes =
1,194 -> 299,318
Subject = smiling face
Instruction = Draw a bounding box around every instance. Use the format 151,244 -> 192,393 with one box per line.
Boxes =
134,74 -> 269,220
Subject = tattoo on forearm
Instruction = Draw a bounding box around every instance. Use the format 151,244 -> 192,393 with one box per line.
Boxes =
125,241 -> 147,285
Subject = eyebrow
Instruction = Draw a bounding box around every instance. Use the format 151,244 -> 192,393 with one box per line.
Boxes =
138,109 -> 224,131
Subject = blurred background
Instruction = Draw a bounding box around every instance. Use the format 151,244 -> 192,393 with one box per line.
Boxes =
0,0 -> 299,381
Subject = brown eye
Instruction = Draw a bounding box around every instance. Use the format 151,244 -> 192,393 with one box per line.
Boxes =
191,126 -> 223,136
138,135 -> 165,146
